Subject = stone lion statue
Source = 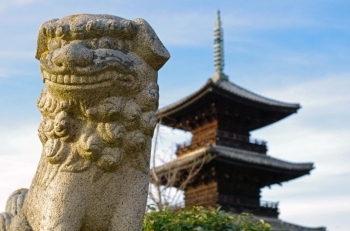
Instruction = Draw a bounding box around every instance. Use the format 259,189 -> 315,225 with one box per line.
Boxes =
0,14 -> 169,231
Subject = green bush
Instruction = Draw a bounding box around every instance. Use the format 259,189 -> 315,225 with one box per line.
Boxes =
143,206 -> 271,231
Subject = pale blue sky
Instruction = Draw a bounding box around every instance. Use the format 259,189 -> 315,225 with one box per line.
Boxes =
0,1 -> 349,230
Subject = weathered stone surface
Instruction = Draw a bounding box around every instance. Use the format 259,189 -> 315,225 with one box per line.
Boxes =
5,188 -> 28,217
4,14 -> 169,231
0,212 -> 13,231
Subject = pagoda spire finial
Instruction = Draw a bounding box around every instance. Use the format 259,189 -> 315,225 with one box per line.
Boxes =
212,10 -> 228,82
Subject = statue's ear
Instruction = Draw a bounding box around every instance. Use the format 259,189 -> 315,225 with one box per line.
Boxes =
132,18 -> 170,71
35,19 -> 59,60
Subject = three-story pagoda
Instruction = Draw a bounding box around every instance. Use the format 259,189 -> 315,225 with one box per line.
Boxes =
154,12 -> 323,231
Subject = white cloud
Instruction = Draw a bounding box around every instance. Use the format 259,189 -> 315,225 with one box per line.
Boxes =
259,74 -> 350,108
279,196 -> 350,231
251,75 -> 350,230
253,74 -> 350,176
0,124 -> 41,210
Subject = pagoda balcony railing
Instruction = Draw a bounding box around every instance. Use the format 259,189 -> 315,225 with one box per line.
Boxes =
216,131 -> 267,150
217,194 -> 278,210
176,132 -> 267,156
216,195 -> 279,218
216,131 -> 267,145
222,200 -> 279,210
221,200 -> 279,218
182,198 -> 278,215
260,200 -> 279,209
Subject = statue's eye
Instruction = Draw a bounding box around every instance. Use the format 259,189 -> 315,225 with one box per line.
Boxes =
48,38 -> 62,51
90,39 -> 99,49
98,37 -> 118,50
81,39 -> 98,50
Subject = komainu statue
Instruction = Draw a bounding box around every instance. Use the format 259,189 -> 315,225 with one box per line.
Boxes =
0,14 -> 169,231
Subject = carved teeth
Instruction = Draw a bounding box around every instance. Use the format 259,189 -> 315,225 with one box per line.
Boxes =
71,75 -> 79,84
51,74 -> 57,82
90,76 -> 97,83
43,71 -> 113,85
83,76 -> 90,83
57,75 -> 63,83
44,72 -> 49,80
97,73 -> 105,82
64,75 -> 70,84
42,73 -> 47,82
79,76 -> 85,84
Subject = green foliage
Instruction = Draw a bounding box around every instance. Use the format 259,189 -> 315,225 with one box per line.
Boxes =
143,206 -> 271,231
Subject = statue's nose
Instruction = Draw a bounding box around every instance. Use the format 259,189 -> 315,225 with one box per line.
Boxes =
51,43 -> 93,68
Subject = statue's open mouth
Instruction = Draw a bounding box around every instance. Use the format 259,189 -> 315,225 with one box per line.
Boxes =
42,70 -> 134,87
43,71 -> 112,85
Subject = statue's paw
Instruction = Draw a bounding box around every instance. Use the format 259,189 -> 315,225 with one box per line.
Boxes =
0,212 -> 13,231
7,214 -> 32,231
5,189 -> 28,216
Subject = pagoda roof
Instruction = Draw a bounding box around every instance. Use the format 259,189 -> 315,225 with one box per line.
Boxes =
215,80 -> 299,108
157,79 -> 300,131
158,79 -> 300,117
154,145 -> 313,186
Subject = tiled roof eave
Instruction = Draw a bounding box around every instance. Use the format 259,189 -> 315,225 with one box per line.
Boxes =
153,145 -> 314,176
213,79 -> 300,109
212,145 -> 314,172
157,79 -> 300,117
153,147 -> 210,175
